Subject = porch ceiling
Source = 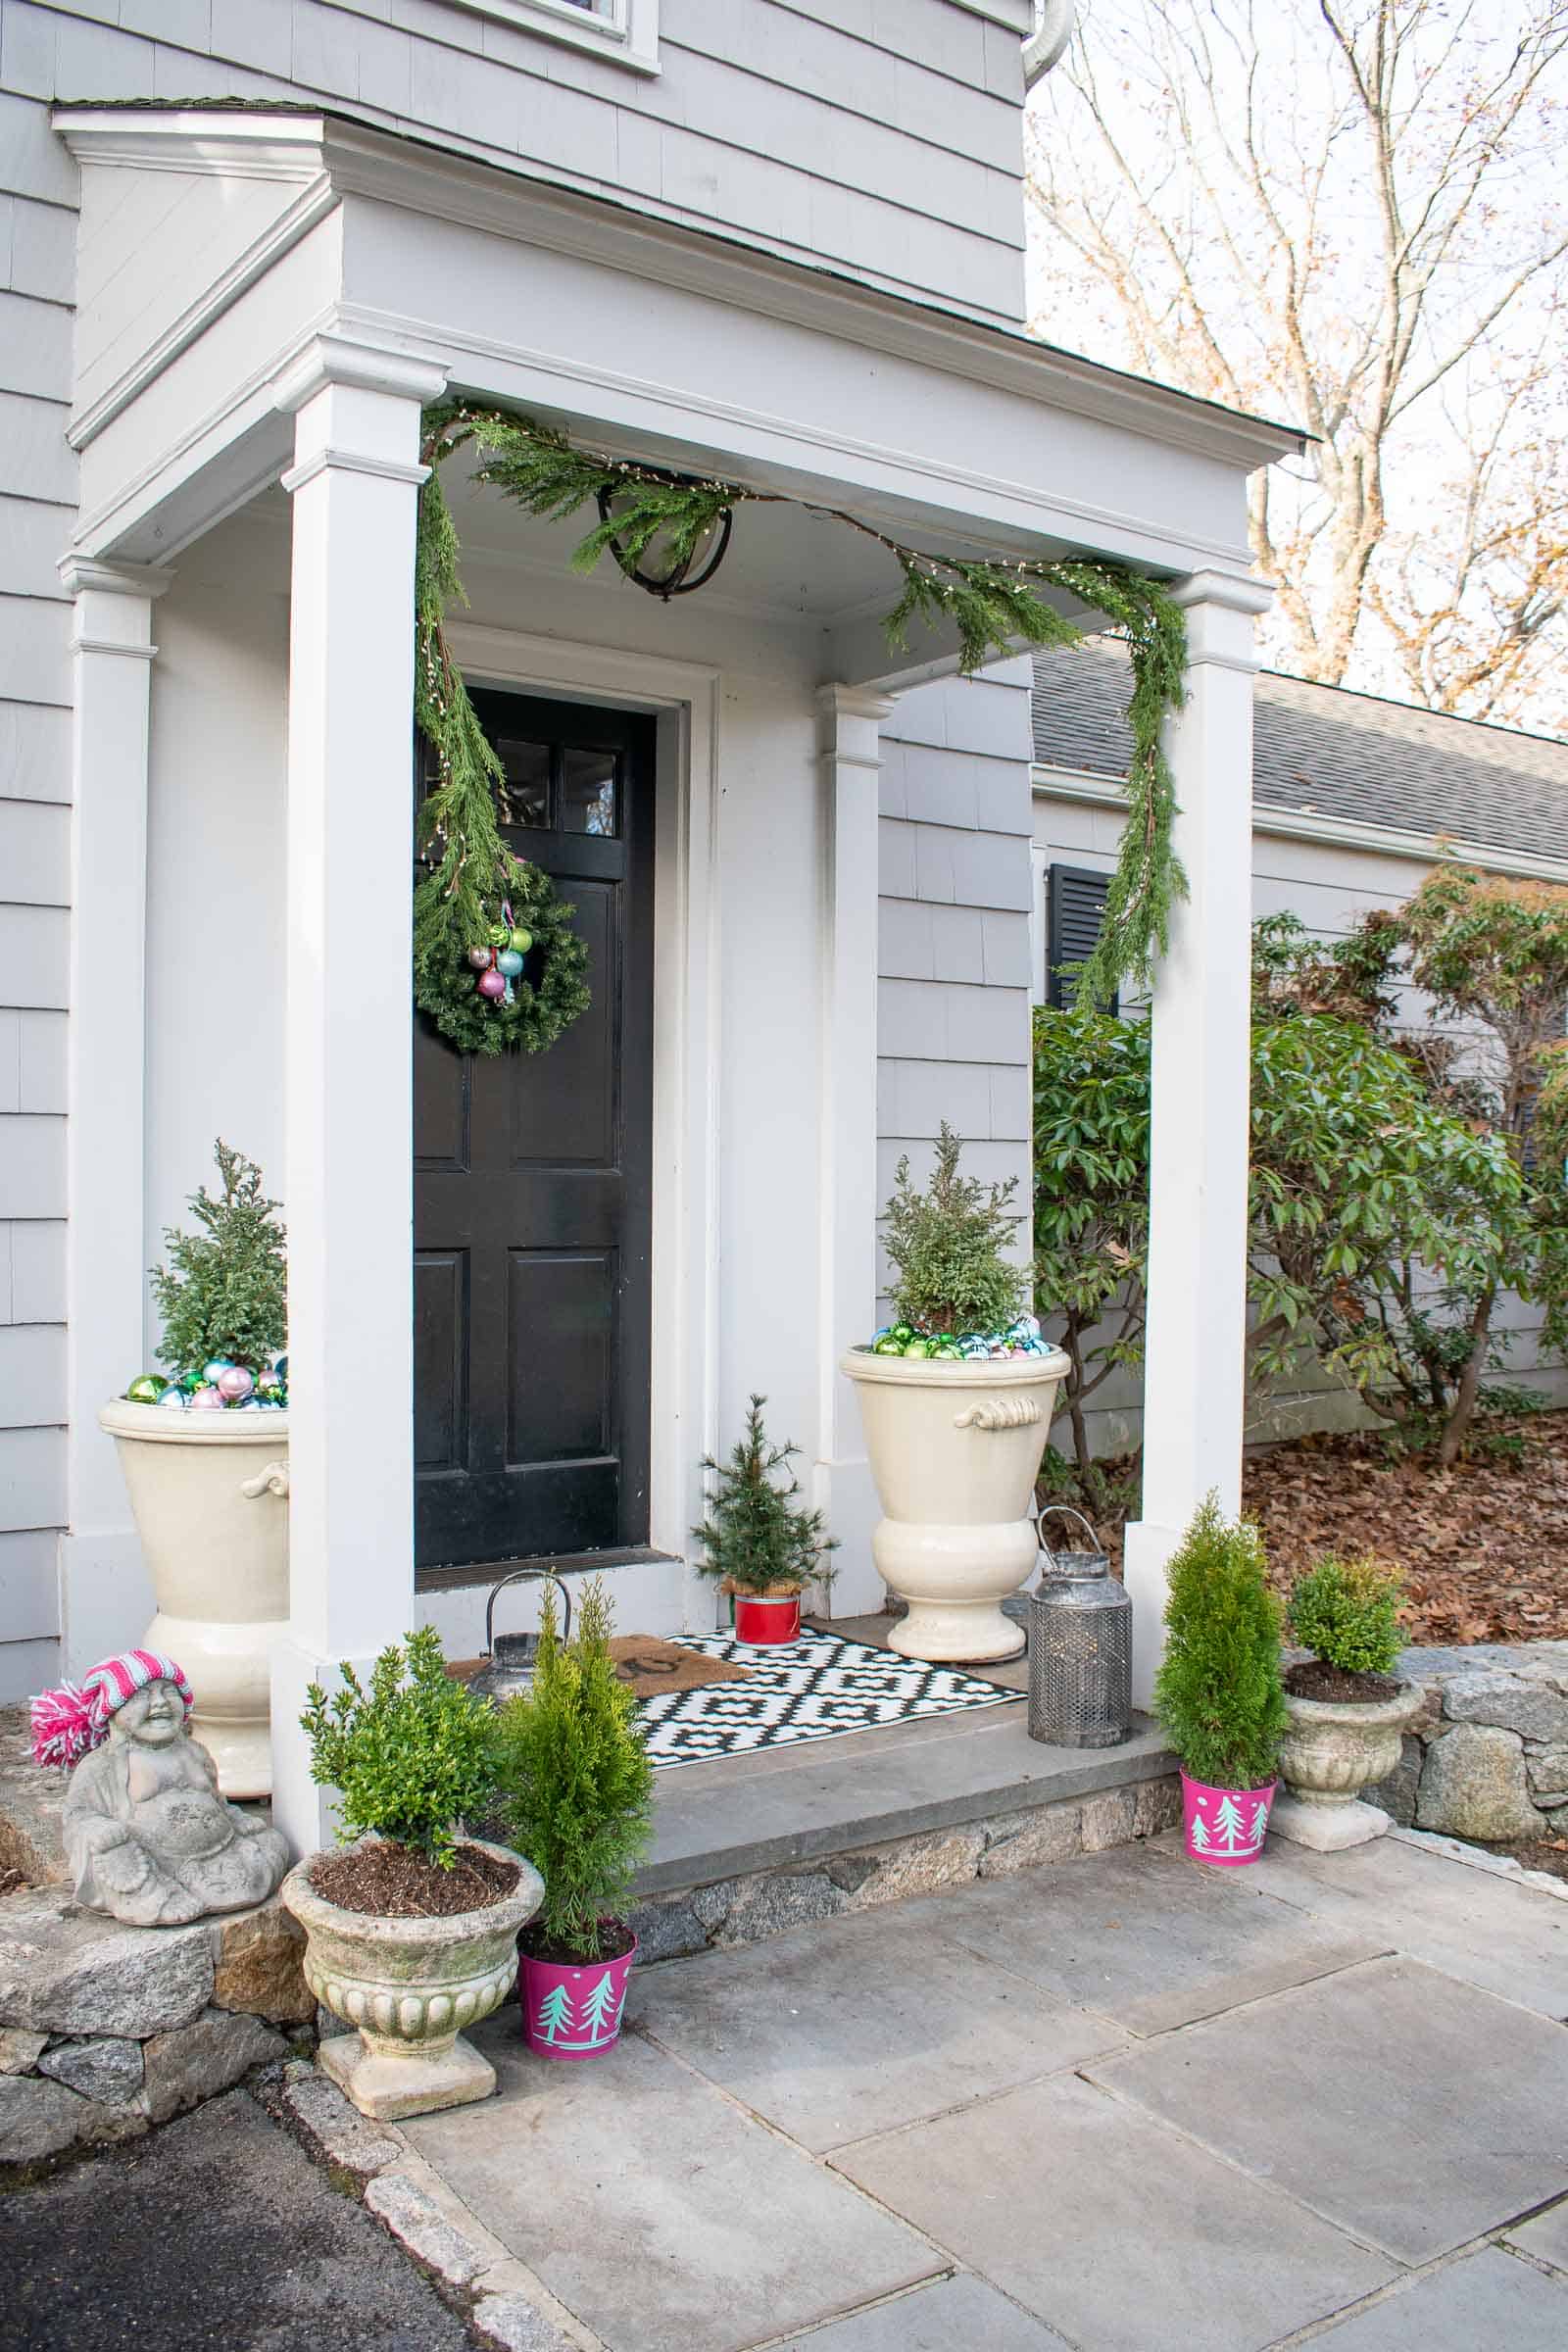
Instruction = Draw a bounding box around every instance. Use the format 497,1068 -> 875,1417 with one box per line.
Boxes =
55,104 -> 1306,677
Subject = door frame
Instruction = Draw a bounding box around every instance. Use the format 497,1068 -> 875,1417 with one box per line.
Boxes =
445,622 -> 722,1629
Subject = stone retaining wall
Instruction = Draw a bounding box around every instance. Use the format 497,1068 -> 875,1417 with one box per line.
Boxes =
629,1771 -> 1183,1964
1365,1642 -> 1568,1844
0,1884 -> 314,2171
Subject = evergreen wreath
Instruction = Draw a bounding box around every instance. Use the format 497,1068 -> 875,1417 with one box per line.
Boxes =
420,403 -> 1191,1004
413,417 -> 591,1055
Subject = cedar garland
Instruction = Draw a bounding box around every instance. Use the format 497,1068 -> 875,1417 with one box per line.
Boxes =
416,403 -> 1192,1019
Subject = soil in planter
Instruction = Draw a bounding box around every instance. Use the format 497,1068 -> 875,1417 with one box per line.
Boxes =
311,1841 -> 518,1919
1284,1660 -> 1404,1705
519,1915 -> 636,1967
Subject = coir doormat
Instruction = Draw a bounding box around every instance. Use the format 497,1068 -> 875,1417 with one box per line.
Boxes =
608,1637 -> 753,1698
635,1629 -> 1014,1771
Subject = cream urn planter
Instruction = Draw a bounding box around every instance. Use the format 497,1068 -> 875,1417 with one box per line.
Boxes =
841,1347 -> 1070,1662
98,1400 -> 290,1799
282,1839 -> 544,2122
1271,1682 -> 1426,1851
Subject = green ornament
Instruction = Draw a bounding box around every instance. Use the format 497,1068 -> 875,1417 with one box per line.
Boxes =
126,1373 -> 164,1404
180,1370 -> 205,1394
487,920 -> 511,949
872,1336 -> 906,1356
903,1339 -> 934,1358
509,926 -> 533,955
890,1324 -> 914,1344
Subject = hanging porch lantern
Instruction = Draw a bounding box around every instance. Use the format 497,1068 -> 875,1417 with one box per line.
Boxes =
595,483 -> 734,600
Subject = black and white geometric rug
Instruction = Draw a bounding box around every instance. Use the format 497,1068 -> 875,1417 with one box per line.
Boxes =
636,1630 -> 1016,1771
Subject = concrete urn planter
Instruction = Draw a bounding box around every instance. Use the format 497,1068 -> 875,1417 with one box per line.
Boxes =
98,1399 -> 290,1799
841,1347 -> 1070,1662
282,1839 -> 544,2121
1273,1682 -> 1427,1851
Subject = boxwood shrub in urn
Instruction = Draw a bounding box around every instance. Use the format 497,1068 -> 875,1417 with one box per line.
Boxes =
1273,1556 -> 1423,1851
841,1124 -> 1069,1662
1154,1498 -> 1289,1867
490,1580 -> 655,2061
98,1141 -> 291,1796
692,1396 -> 838,1644
281,1629 -> 541,2122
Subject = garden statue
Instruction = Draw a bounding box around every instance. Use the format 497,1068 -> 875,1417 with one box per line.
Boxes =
30,1649 -> 291,1927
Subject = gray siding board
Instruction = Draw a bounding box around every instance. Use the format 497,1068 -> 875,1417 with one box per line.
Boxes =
0,796 -> 69,901
7,1218 -> 64,1318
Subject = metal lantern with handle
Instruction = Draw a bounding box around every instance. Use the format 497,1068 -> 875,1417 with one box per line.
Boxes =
465,1567 -> 573,1706
1026,1505 -> 1132,1750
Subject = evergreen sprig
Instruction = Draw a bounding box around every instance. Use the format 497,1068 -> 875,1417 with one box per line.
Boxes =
413,416 -> 591,1056
692,1396 -> 839,1596
421,404 -> 1191,1003
489,1579 -> 655,1960
150,1139 -> 286,1378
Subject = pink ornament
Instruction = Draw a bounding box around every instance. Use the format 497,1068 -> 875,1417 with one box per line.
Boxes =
217,1366 -> 254,1401
187,1384 -> 223,1410
476,967 -> 507,1001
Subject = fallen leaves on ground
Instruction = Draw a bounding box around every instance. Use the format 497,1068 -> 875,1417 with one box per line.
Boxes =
1086,1410 -> 1568,1647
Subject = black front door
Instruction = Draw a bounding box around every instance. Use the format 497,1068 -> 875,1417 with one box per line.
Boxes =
414,689 -> 656,1579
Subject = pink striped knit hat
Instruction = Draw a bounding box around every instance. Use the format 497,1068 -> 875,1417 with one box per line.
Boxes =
30,1648 -> 193,1770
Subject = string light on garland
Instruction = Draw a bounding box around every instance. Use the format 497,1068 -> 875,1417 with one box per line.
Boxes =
418,404 -> 1192,1007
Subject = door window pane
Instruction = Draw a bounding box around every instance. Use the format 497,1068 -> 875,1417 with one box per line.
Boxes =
492,736 -> 551,828
562,747 -> 618,837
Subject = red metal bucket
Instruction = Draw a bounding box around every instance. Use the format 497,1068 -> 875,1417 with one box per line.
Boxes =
733,1592 -> 802,1644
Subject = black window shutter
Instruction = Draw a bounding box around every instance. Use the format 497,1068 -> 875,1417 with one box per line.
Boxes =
1047,863 -> 1117,1013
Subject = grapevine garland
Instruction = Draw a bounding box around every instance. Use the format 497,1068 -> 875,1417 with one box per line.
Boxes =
416,403 -> 1191,1024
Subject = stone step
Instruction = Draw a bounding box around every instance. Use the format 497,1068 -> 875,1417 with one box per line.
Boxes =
628,1700 -> 1180,1963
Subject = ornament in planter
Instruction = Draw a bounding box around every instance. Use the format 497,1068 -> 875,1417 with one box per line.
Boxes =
490,1579 -> 655,2062
691,1396 -> 838,1645
1273,1556 -> 1423,1851
30,1648 -> 289,1926
285,1629 -> 542,2121
1153,1497 -> 1288,1868
101,1142 -> 289,1798
843,1126 -> 1068,1662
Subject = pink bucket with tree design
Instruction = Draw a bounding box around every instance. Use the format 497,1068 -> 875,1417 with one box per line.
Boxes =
1181,1771 -> 1275,1867
518,1933 -> 638,2060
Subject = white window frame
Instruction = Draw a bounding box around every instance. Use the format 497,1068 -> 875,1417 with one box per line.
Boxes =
443,0 -> 660,76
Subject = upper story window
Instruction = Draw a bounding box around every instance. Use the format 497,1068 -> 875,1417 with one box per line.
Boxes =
445,0 -> 659,75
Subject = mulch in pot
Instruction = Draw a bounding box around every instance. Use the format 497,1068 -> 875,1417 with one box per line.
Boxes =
1284,1660 -> 1404,1704
311,1840 -> 518,1919
518,1915 -> 636,1967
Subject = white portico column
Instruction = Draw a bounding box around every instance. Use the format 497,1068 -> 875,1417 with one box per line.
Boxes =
1123,571 -> 1272,1705
59,558 -> 172,1676
813,685 -> 895,1614
269,342 -> 447,1854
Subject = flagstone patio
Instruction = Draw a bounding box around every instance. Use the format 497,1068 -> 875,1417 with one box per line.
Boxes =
374,1827 -> 1568,2352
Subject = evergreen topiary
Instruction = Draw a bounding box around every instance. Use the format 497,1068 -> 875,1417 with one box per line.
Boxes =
489,1579 -> 655,1961
692,1396 -> 839,1596
882,1122 -> 1026,1336
1153,1495 -> 1288,1790
1288,1556 -> 1404,1678
300,1627 -> 497,1868
150,1139 -> 286,1377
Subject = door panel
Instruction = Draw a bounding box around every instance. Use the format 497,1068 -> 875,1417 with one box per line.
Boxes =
414,690 -> 655,1577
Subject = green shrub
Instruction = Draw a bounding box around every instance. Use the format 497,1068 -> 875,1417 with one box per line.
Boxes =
1153,1496 -> 1288,1789
490,1579 -> 655,1960
883,1120 -> 1025,1336
300,1627 -> 497,1867
692,1395 -> 838,1596
151,1138 -> 287,1377
1288,1557 -> 1404,1677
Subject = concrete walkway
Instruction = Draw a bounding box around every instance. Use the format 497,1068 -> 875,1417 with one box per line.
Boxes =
393,1828 -> 1568,2352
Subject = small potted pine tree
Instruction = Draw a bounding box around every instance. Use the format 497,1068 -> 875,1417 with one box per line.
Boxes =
840,1124 -> 1069,1661
1154,1496 -> 1289,1868
98,1141 -> 290,1795
1273,1556 -> 1423,1851
282,1628 -> 542,2122
693,1396 -> 838,1643
490,1579 -> 655,2062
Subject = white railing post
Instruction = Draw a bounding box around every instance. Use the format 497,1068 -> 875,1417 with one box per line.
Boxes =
1123,570 -> 1272,1705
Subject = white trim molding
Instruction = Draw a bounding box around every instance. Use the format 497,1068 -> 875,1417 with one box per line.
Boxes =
443,0 -> 660,74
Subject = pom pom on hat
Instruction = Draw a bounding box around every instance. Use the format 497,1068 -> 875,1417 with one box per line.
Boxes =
30,1648 -> 193,1770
